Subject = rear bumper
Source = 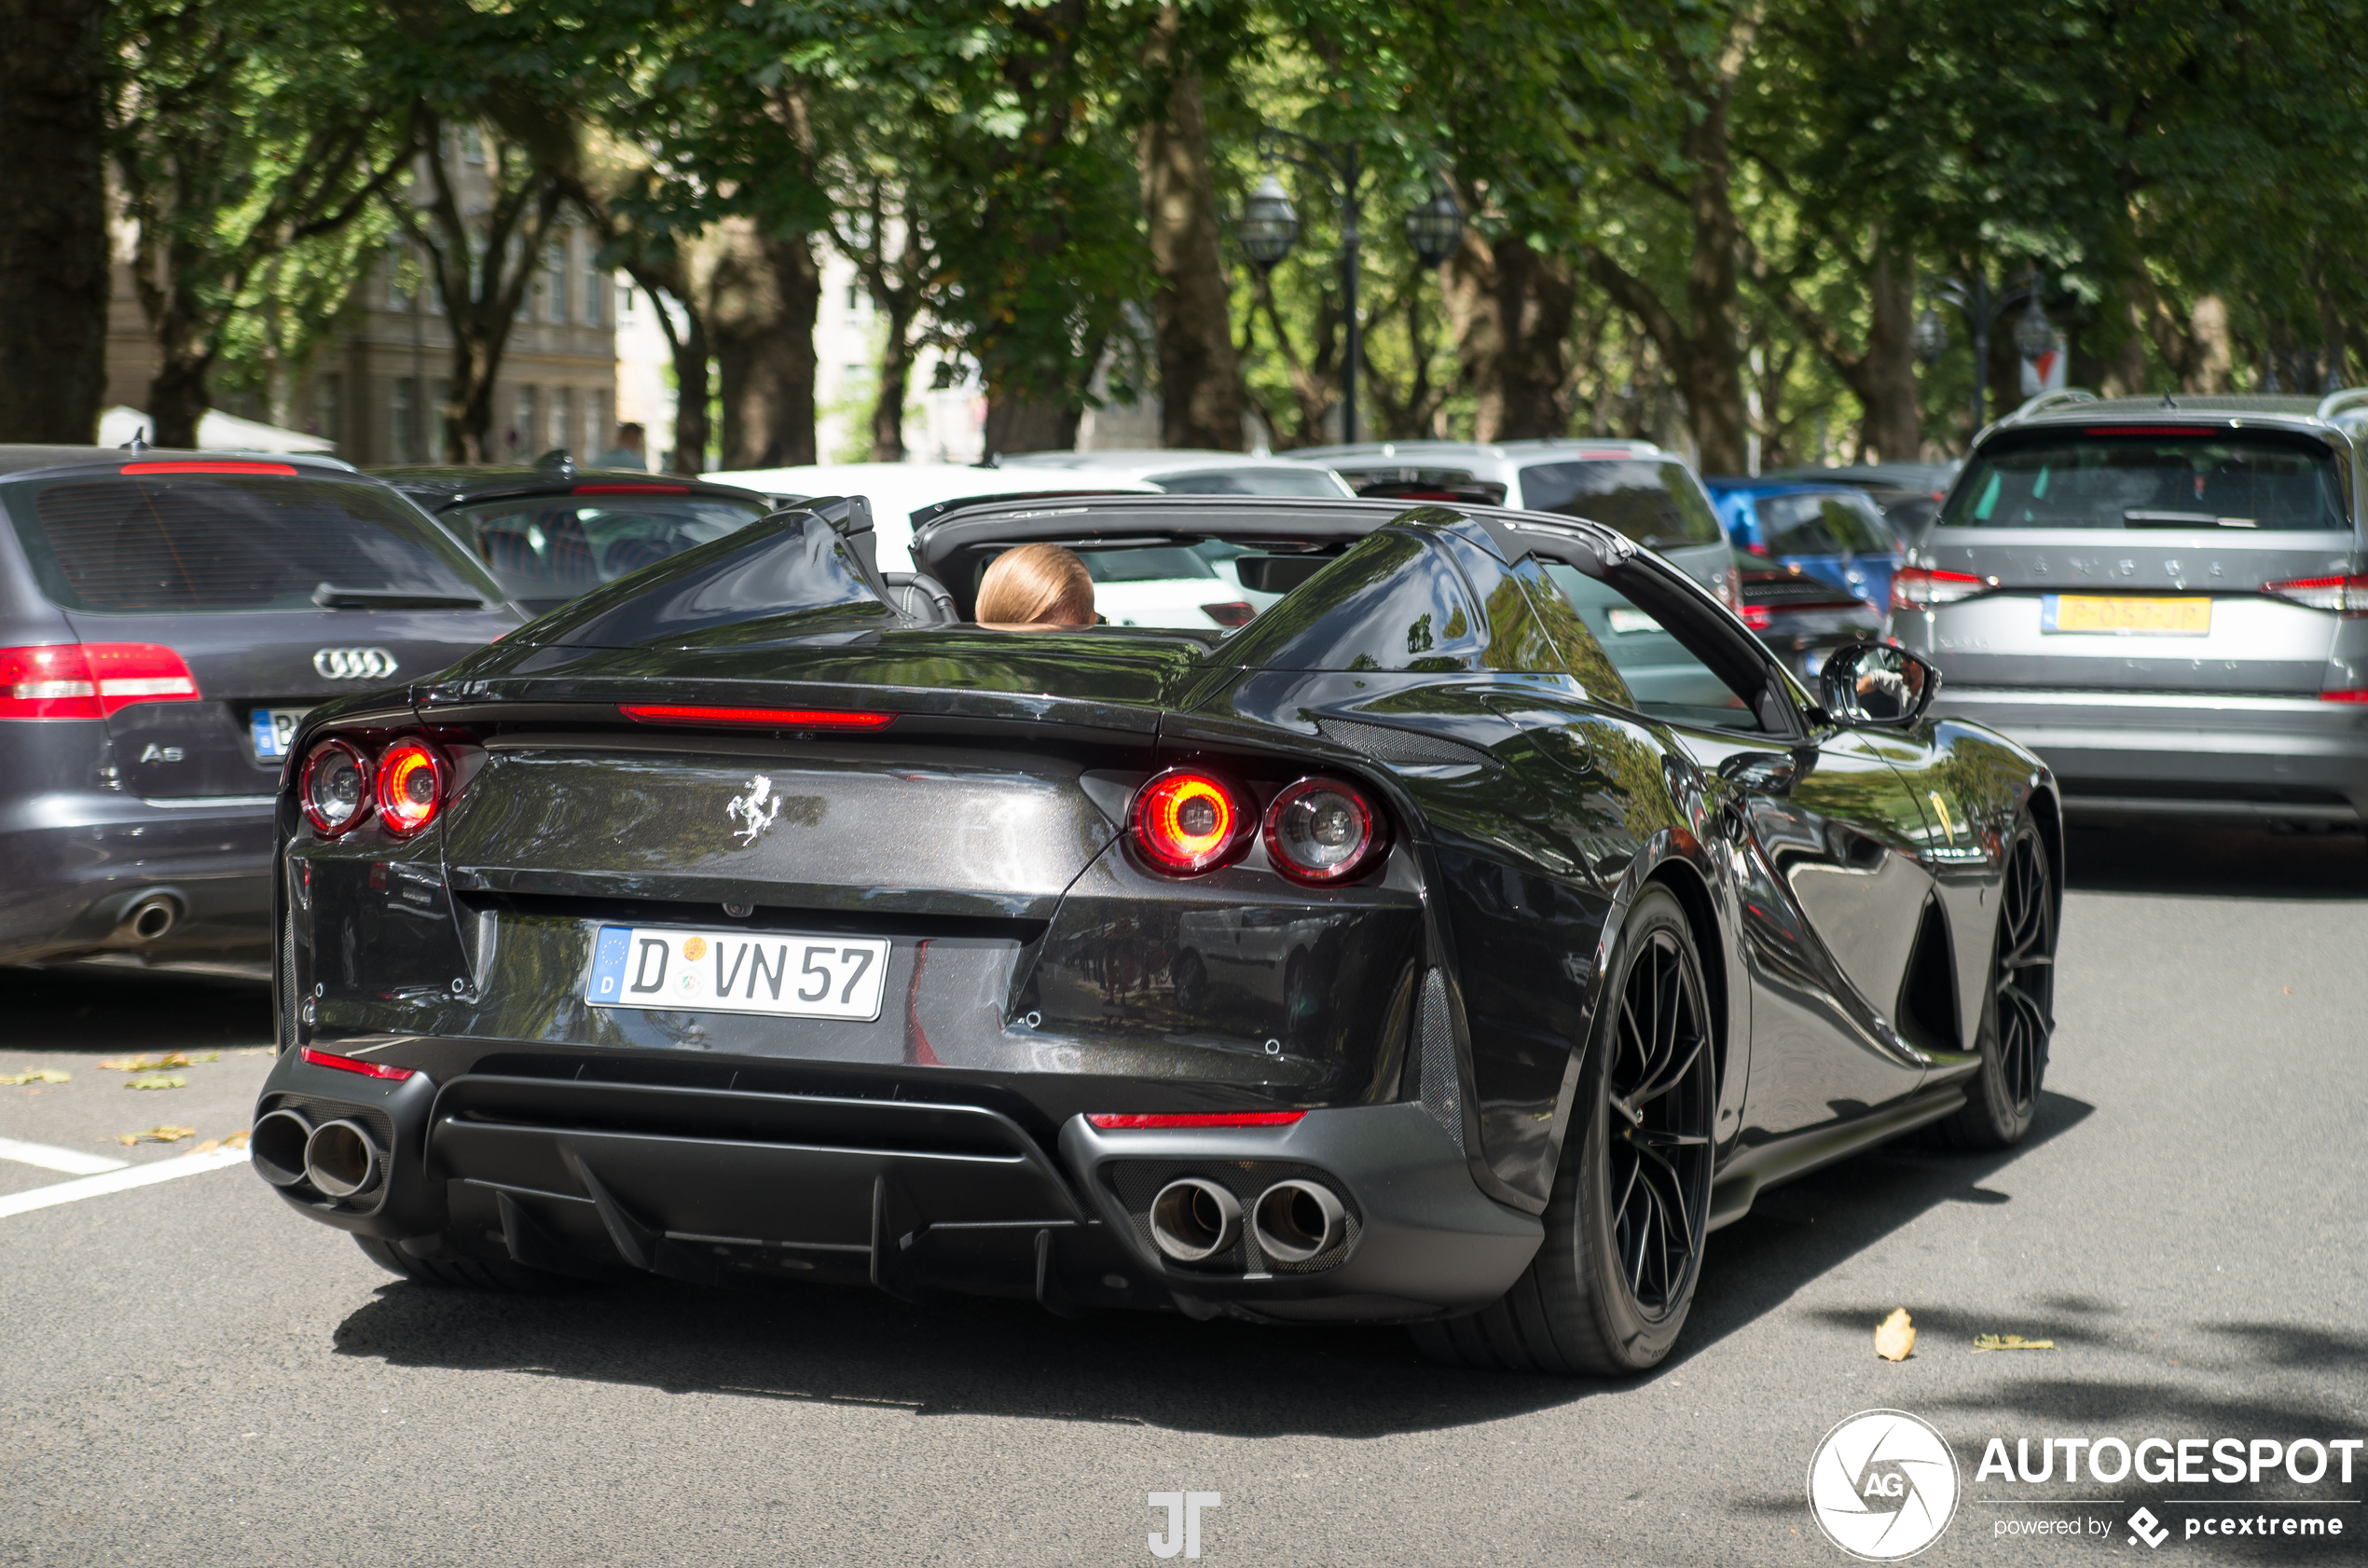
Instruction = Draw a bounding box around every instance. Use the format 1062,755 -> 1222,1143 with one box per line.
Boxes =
0,789 -> 277,963
250,1051 -> 1541,1322
1931,687 -> 2368,824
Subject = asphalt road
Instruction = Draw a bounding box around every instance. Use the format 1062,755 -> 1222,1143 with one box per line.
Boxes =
1,824 -> 2362,1567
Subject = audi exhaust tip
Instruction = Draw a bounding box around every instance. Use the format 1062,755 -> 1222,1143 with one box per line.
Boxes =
105,894 -> 177,948
302,1119 -> 384,1201
1149,1177 -> 1241,1262
1251,1179 -> 1346,1264
249,1108 -> 314,1188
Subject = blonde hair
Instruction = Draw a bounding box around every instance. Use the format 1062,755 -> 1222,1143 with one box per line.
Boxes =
975,543 -> 1095,627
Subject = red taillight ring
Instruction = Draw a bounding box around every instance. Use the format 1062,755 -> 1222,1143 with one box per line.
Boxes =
1130,768 -> 1251,875
298,738 -> 374,835
372,738 -> 449,836
1262,776 -> 1385,885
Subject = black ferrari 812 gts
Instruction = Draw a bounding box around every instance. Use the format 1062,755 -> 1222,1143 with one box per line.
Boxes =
253,493 -> 2059,1375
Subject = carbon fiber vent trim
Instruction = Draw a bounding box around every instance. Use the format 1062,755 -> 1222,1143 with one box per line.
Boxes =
1315,718 -> 1498,771
1415,968 -> 1464,1152
277,912 -> 298,1055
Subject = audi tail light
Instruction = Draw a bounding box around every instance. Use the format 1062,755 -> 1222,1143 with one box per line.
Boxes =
0,642 -> 200,721
1263,777 -> 1386,884
1740,604 -> 1774,631
1892,566 -> 1992,612
299,739 -> 374,834
373,739 -> 448,836
2320,689 -> 2368,703
1130,769 -> 1250,875
2264,574 -> 2368,617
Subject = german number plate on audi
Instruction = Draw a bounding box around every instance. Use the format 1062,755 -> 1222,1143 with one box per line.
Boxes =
585,927 -> 892,1020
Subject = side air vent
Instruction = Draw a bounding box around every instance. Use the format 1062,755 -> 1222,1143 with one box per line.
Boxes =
1412,968 -> 1465,1152
1315,718 -> 1498,771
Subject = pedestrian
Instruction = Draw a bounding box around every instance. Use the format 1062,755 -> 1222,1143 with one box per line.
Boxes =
595,422 -> 650,472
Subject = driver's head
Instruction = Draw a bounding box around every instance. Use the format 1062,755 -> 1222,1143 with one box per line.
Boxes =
976,543 -> 1095,628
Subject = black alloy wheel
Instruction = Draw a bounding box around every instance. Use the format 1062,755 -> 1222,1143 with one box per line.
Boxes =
1411,885 -> 1716,1375
1934,816 -> 2057,1149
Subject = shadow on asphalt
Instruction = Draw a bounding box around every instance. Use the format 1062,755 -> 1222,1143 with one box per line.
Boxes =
2065,823 -> 2366,900
0,962 -> 273,1052
324,1095 -> 2099,1437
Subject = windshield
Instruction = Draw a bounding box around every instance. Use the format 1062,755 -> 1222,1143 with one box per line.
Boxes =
449,493 -> 769,597
5,474 -> 500,613
1941,433 -> 2349,530
1755,492 -> 1894,556
1520,461 -> 1725,546
1148,468 -> 1346,498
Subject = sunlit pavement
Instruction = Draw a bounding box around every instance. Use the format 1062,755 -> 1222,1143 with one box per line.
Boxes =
2,826 -> 2361,1565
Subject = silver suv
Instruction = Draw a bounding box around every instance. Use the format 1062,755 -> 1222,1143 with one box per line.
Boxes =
1896,390 -> 2368,828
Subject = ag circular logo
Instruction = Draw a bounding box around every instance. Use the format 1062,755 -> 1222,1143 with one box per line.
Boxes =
1807,1409 -> 1959,1561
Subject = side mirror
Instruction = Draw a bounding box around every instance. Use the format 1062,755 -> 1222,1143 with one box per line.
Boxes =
1820,642 -> 1941,727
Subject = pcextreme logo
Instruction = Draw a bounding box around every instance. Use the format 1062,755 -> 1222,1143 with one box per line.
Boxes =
1809,1410 -> 1962,1561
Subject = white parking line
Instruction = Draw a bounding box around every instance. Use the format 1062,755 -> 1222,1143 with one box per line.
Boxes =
0,1146 -> 252,1219
0,1136 -> 131,1176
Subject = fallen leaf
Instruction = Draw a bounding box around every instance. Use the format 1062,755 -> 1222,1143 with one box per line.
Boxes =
1875,1307 -> 1916,1361
233,1047 -> 274,1056
115,1125 -> 198,1145
1972,1334 -> 2056,1353
125,1075 -> 188,1091
0,1068 -> 71,1085
97,1053 -> 193,1072
193,1132 -> 251,1154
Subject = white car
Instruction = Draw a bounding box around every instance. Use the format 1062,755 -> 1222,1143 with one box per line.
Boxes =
709,459 -> 1319,631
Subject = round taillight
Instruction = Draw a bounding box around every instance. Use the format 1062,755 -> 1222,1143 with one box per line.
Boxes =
1130,769 -> 1249,875
1263,777 -> 1384,884
373,739 -> 447,836
299,739 -> 373,835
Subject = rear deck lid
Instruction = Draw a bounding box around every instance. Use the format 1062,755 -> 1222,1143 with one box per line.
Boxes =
1914,425 -> 2361,693
1,466 -> 518,796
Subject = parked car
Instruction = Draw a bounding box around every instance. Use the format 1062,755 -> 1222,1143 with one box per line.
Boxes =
1703,477 -> 1904,621
255,490 -> 2058,1382
703,461 -> 1255,630
373,457 -> 778,617
1895,388 -> 2368,830
0,446 -> 521,968
1770,461 -> 1959,548
1737,563 -> 1890,681
1284,438 -> 1742,616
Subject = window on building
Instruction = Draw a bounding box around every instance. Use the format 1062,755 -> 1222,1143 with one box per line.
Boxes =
583,251 -> 604,325
846,281 -> 864,319
312,375 -> 340,443
511,386 -> 537,459
459,126 -> 485,165
385,246 -> 409,310
551,388 -> 573,454
585,390 -> 608,457
543,239 -> 568,323
390,378 -> 416,463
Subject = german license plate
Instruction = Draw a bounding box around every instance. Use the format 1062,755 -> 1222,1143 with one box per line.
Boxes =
2043,595 -> 2211,636
585,926 -> 891,1021
250,707 -> 311,760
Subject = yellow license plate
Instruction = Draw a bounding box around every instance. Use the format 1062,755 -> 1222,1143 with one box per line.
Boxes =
2043,595 -> 2212,636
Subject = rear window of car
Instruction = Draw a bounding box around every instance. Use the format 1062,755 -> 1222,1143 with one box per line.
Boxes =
4,474 -> 502,613
1943,433 -> 2350,530
1147,468 -> 1347,498
1519,461 -> 1725,547
1075,545 -> 1217,582
447,493 -> 768,594
1755,492 -> 1894,556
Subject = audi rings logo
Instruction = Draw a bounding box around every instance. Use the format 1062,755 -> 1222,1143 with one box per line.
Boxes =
1809,1410 -> 1961,1561
313,647 -> 399,681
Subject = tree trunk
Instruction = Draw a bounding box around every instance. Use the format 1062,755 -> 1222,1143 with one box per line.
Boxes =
1857,247 -> 1921,462
696,218 -> 819,471
1679,110 -> 1748,475
147,357 -> 213,451
1137,3 -> 1243,451
871,303 -> 916,461
672,309 -> 712,475
1445,230 -> 1575,441
0,0 -> 109,443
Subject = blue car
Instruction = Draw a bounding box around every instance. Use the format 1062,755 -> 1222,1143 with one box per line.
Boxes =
1703,478 -> 1902,617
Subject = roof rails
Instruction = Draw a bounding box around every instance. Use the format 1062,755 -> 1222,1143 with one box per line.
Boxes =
2003,389 -> 2099,422
2315,388 -> 2368,424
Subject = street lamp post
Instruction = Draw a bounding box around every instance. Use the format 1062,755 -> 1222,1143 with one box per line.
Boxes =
1241,134 -> 1462,447
1915,265 -> 2053,434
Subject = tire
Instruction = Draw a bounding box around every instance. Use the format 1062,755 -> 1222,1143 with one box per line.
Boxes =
353,1233 -> 593,1293
1932,816 -> 2057,1150
1411,885 -> 1717,1376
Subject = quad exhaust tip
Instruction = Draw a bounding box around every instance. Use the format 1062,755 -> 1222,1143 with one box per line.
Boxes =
1251,1179 -> 1346,1264
1149,1177 -> 1241,1262
302,1119 -> 384,1201
249,1107 -> 313,1188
